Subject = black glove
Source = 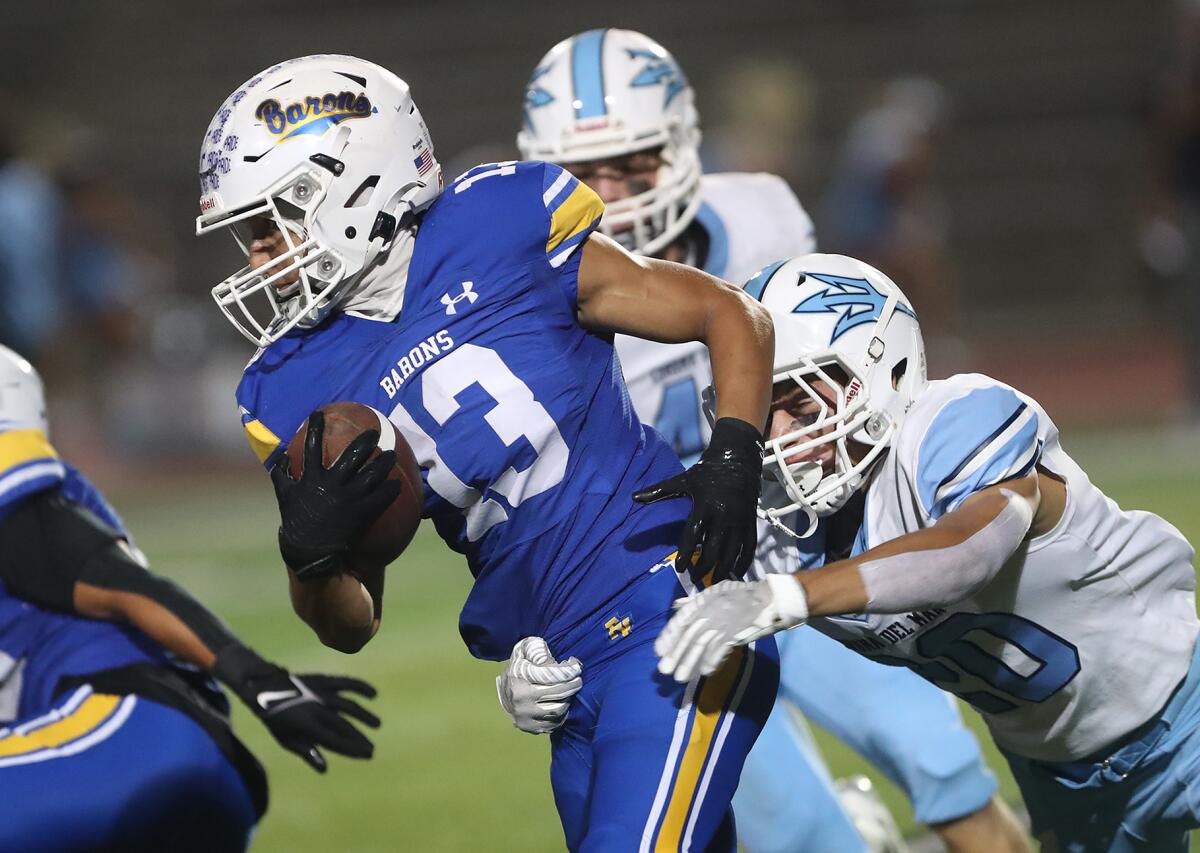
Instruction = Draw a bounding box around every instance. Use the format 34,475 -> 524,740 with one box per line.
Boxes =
214,644 -> 380,773
633,417 -> 764,584
270,410 -> 402,581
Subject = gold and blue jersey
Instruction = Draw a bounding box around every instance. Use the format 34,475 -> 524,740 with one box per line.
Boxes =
236,160 -> 688,660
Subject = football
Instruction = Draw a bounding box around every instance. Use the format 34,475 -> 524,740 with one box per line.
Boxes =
285,401 -> 423,565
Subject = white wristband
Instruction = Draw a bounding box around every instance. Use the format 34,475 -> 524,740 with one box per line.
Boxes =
765,573 -> 809,628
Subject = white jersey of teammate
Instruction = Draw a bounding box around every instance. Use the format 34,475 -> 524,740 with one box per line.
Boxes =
615,173 -> 815,461
755,372 -> 1198,762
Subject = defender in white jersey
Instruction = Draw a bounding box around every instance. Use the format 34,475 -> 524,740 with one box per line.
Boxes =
510,29 -> 1022,853
658,253 -> 1200,852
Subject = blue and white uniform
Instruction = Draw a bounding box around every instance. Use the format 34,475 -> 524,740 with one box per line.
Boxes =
615,173 -> 995,847
236,160 -> 778,851
0,429 -> 260,853
759,373 -> 1200,851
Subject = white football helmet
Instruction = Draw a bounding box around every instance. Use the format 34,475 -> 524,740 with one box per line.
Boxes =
0,345 -> 48,435
743,254 -> 926,537
195,55 -> 443,346
516,29 -> 701,256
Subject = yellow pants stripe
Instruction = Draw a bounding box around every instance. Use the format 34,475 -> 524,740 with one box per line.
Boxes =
654,646 -> 747,851
0,692 -> 123,758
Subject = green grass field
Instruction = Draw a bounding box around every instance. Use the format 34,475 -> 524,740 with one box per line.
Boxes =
110,425 -> 1200,851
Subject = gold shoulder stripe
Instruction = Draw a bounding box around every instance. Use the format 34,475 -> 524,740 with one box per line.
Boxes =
243,419 -> 283,463
0,693 -> 123,757
0,429 -> 57,473
547,183 -> 604,254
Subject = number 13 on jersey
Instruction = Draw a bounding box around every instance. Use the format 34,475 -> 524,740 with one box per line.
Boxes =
387,343 -> 570,541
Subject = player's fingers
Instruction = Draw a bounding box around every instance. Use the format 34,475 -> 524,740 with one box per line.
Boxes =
711,528 -> 744,584
676,627 -> 720,683
669,613 -> 714,679
535,677 -> 583,701
304,675 -> 379,700
353,449 -> 395,493
732,522 -> 758,581
286,738 -> 328,773
675,515 -> 702,575
268,456 -> 295,496
632,474 -> 687,505
303,411 -> 326,473
532,700 -> 572,720
328,696 -> 382,730
700,636 -> 735,677
516,636 -> 552,665
691,520 -> 723,581
333,429 -> 381,480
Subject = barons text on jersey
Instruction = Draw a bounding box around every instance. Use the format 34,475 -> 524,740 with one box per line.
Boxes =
237,160 -> 687,660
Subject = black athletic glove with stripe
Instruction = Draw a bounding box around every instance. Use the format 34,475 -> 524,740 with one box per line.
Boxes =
214,644 -> 380,773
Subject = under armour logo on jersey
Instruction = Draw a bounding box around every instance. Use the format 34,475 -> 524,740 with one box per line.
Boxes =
792,273 -> 916,343
441,281 -> 478,315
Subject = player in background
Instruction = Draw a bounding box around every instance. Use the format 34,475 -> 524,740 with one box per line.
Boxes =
196,55 -> 777,851
505,28 -> 1019,853
0,345 -> 379,852
657,252 -> 1200,852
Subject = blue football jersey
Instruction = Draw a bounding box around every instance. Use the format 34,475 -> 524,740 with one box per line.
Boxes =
237,161 -> 687,659
0,429 -> 173,722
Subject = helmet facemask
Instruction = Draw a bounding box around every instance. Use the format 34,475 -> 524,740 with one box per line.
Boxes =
758,353 -> 894,538
201,163 -> 348,346
195,55 -> 444,348
596,136 -> 702,256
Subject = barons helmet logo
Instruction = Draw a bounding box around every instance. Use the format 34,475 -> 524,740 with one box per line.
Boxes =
256,91 -> 377,143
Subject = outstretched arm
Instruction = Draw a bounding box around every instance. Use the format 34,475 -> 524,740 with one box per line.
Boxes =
0,492 -> 380,772
656,472 -> 1044,682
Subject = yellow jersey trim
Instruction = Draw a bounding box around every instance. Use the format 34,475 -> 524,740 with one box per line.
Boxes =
243,419 -> 282,464
547,183 -> 604,255
0,693 -> 123,757
0,429 -> 57,473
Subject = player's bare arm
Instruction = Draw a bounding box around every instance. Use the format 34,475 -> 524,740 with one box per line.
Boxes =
576,232 -> 774,582
287,558 -> 383,654
575,232 -> 774,430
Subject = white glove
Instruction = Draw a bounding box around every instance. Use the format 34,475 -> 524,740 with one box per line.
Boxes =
495,637 -> 583,735
655,575 -> 809,683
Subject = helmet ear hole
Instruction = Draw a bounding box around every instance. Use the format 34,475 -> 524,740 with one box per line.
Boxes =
345,175 -> 380,208
891,358 -> 908,390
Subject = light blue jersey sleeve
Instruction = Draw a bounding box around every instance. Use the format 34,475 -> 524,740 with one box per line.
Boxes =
914,382 -> 1042,519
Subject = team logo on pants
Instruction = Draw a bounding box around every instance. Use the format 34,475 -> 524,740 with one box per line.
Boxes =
605,614 -> 633,640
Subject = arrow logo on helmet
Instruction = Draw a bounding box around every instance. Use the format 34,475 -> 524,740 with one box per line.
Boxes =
627,49 -> 686,107
522,65 -> 555,131
791,272 -> 915,343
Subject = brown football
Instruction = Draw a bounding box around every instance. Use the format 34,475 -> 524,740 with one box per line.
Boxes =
285,401 -> 422,566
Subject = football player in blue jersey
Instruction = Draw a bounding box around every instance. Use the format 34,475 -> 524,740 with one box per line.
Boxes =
658,253 -> 1200,852
0,345 -> 380,852
503,28 -> 1020,853
194,55 -> 779,851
